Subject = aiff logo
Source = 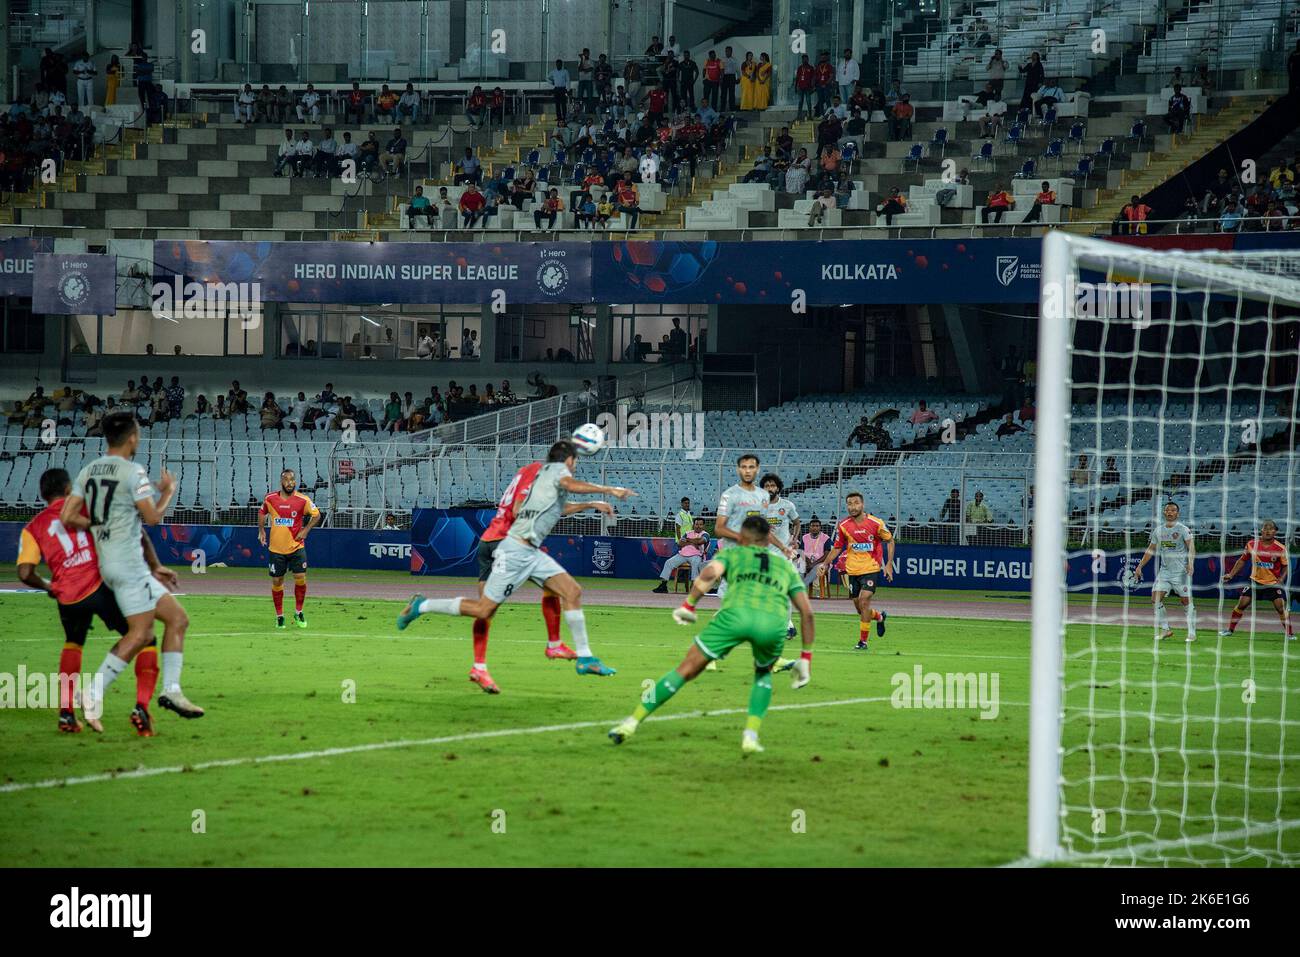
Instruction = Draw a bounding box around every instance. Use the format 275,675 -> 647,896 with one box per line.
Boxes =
996,255 -> 1019,287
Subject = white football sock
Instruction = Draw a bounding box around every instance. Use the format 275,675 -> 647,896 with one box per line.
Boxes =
564,609 -> 592,658
1154,602 -> 1168,631
417,597 -> 462,616
1185,601 -> 1198,634
162,651 -> 184,694
88,653 -> 128,706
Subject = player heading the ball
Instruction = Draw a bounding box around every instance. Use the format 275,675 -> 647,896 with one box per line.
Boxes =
397,440 -> 636,677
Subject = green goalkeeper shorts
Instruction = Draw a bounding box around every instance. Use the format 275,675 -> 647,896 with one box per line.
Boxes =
694,607 -> 788,668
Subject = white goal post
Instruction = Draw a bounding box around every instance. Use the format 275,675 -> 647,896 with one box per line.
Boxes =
1029,230 -> 1300,865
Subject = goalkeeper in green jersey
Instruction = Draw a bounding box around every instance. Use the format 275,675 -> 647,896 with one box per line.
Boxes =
609,515 -> 816,755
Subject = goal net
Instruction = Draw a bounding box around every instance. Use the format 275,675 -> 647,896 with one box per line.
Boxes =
1030,232 -> 1300,865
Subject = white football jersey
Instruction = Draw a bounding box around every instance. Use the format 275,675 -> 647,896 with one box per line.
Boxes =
716,482 -> 768,550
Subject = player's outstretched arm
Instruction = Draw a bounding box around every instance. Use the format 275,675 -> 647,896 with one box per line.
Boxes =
559,475 -> 636,499
58,494 -> 90,531
562,500 -> 613,516
1222,554 -> 1246,582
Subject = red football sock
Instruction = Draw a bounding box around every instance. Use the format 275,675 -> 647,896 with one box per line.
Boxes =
1229,608 -> 1243,632
294,579 -> 306,613
859,623 -> 871,642
272,584 -> 284,616
870,608 -> 882,621
541,594 -> 562,646
58,643 -> 82,710
472,618 -> 489,668
135,647 -> 159,708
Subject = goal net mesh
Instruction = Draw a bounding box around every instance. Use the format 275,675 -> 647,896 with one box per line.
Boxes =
1035,234 -> 1300,866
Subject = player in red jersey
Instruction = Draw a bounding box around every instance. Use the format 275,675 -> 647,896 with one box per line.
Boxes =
257,469 -> 320,630
1219,520 -> 1294,640
16,468 -> 178,735
823,491 -> 894,650
462,459 -> 615,693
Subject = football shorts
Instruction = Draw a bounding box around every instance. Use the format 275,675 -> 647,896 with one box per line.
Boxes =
483,536 -> 565,604
58,583 -> 129,644
693,607 -> 787,669
268,548 -> 308,578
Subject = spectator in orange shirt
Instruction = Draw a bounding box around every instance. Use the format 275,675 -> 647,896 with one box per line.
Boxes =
344,81 -> 368,125
1121,194 -> 1153,235
874,186 -> 908,225
982,186 -> 1013,224
533,188 -> 564,229
889,93 -> 913,141
375,84 -> 398,123
1023,180 -> 1057,223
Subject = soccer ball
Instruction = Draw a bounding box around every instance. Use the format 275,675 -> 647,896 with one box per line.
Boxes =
572,423 -> 606,456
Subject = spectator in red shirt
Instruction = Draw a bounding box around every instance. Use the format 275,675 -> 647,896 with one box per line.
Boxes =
814,51 -> 835,115
1120,194 -> 1152,235
645,84 -> 669,121
889,94 -> 913,141
794,55 -> 816,120
533,188 -> 564,229
615,180 -> 641,228
1023,180 -> 1056,223
703,50 -> 724,111
982,186 -> 1013,224
345,81 -> 368,125
466,85 -> 488,129
490,87 -> 506,123
459,182 -> 487,228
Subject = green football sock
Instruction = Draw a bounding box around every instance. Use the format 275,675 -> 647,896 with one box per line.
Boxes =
634,669 -> 687,720
746,671 -> 773,733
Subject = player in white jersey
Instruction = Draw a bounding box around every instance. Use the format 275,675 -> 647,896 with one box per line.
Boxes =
60,411 -> 204,729
1133,501 -> 1197,642
398,440 -> 636,676
761,472 -> 802,640
713,454 -> 781,600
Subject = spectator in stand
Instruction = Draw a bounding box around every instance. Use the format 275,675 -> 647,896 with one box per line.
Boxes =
375,84 -> 398,123
459,181 -> 488,228
576,49 -> 595,112
652,517 -> 711,592
254,84 -> 274,123
105,55 -> 122,106
259,392 -> 284,430
818,143 -> 842,185
1023,181 -> 1056,222
380,126 -> 407,175
742,146 -> 773,183
816,109 -> 843,151
297,83 -> 321,123
987,49 -> 1008,98
1120,194 -> 1153,235
1165,84 -> 1191,134
982,185 -> 1013,224
382,392 -> 403,432
722,46 -> 740,112
1201,168 -> 1234,215
1070,454 -> 1090,486
739,52 -> 758,110
814,51 -> 835,116
679,51 -> 699,111
995,413 -> 1027,440
192,395 -> 210,418
595,55 -> 615,106
837,48 -> 860,104
345,81 -> 369,125
595,192 -> 615,227
533,187 -> 564,229
454,146 -> 481,185
314,127 -> 339,178
284,392 -> 309,431
623,57 -> 643,106
1219,197 -> 1244,232
466,85 -> 487,128
935,167 -> 970,207
290,130 -> 314,177
889,93 -> 913,141
785,148 -> 812,193
462,328 -> 478,358
874,186 -> 909,225
614,179 -> 641,227
1100,456 -> 1121,485
489,87 -> 507,124
147,388 -> 169,426
235,83 -> 256,124
549,59 -> 571,123
644,83 -> 669,125
1264,199 -> 1287,230
272,84 -> 293,124
754,53 -> 774,110
1035,78 -> 1065,118
845,106 -> 868,139
407,185 -> 432,228
909,400 -> 939,426
509,167 -> 536,209
965,491 -> 992,525
165,377 -> 185,419
799,518 -> 832,593
1018,397 -> 1036,423
398,83 -> 420,124
133,51 -> 155,114
807,186 -> 837,226
337,131 -> 359,172
794,54 -> 816,121
1017,51 -> 1044,111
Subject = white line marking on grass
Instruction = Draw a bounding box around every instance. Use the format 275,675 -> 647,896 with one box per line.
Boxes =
1000,819 -> 1300,867
0,695 -> 893,795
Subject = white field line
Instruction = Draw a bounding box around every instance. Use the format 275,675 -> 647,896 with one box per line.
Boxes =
1002,819 -> 1300,867
1,695 -> 922,795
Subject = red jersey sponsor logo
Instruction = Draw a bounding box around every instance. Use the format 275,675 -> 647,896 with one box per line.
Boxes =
483,462 -> 543,542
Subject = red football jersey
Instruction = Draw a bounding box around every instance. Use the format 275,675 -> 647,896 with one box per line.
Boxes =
18,497 -> 102,604
482,462 -> 543,542
1243,538 -> 1289,586
833,513 -> 893,575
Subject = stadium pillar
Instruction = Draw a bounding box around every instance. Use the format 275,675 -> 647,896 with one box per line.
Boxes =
0,0 -> 9,105
851,0 -> 865,65
774,0 -> 792,106
592,305 -> 613,361
931,303 -> 986,394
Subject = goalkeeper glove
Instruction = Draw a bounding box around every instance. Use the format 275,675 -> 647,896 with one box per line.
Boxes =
672,601 -> 697,625
791,652 -> 812,690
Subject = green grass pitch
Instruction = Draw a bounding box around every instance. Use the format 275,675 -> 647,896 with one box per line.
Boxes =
1,573 -> 1296,867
